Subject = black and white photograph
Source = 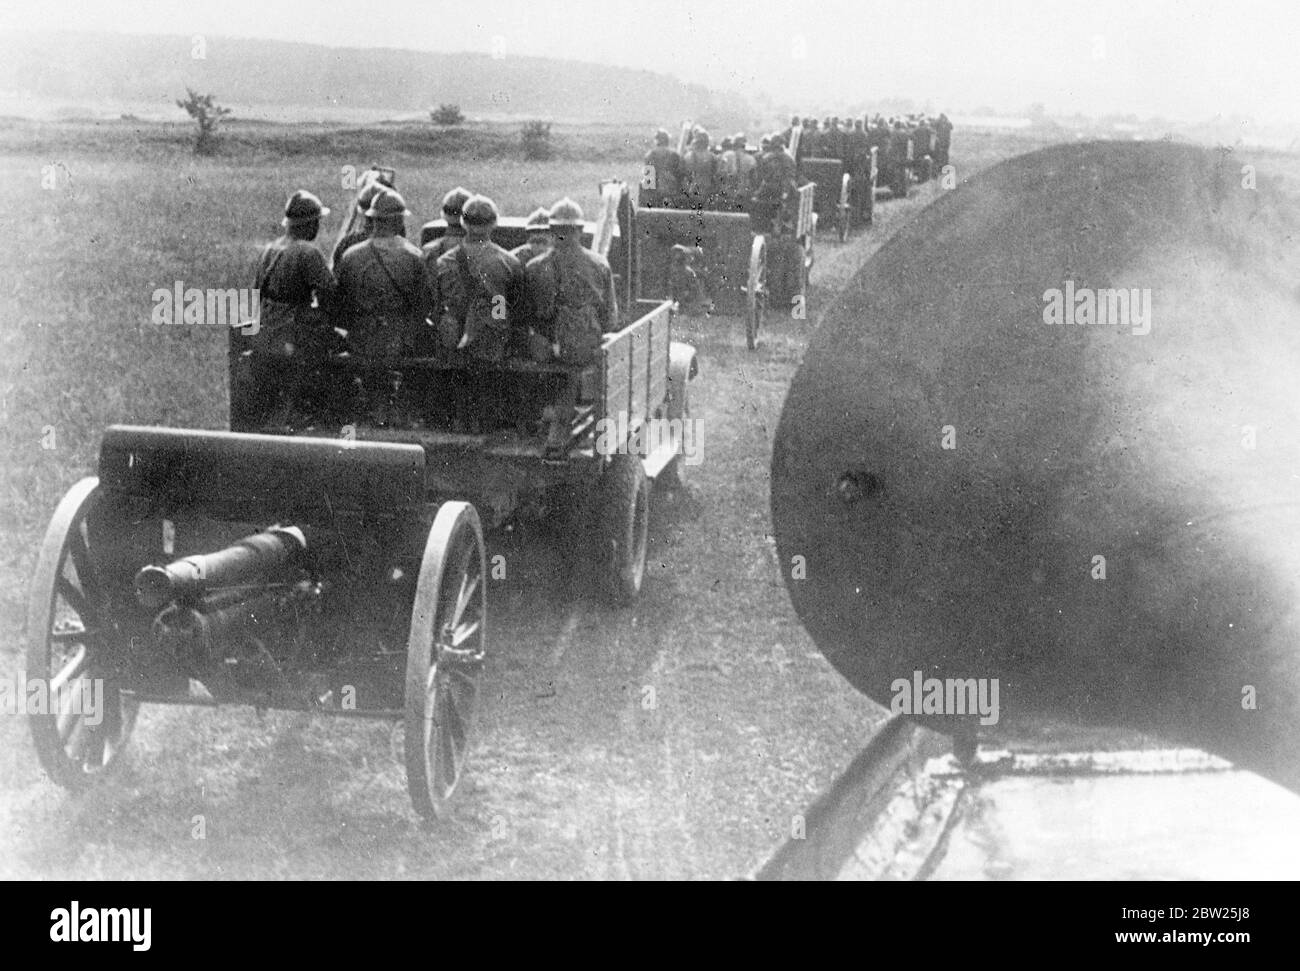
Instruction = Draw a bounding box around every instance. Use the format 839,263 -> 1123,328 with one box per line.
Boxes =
0,0 -> 1297,913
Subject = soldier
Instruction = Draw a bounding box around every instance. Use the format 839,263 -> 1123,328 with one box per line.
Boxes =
750,133 -> 798,236
933,112 -> 953,169
422,186 -> 472,264
669,244 -> 711,316
511,208 -> 553,267
434,195 -> 524,365
912,115 -> 934,180
734,131 -> 757,195
525,198 -> 619,452
431,195 -> 524,430
238,189 -> 337,428
335,188 -> 430,422
642,128 -> 685,208
823,116 -> 844,160
846,118 -> 871,218
682,130 -> 719,210
717,136 -> 741,210
802,118 -> 821,160
331,177 -> 387,268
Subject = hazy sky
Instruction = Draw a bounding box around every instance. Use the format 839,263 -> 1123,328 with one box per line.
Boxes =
3,0 -> 1297,123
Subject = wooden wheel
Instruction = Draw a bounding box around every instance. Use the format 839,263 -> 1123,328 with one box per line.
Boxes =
404,500 -> 487,819
27,477 -> 138,789
746,234 -> 768,350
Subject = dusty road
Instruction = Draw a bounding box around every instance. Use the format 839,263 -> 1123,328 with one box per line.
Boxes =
0,185 -> 939,880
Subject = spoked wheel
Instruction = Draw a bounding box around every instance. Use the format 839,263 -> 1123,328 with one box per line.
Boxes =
27,477 -> 138,789
746,234 -> 768,350
837,174 -> 852,243
404,500 -> 487,819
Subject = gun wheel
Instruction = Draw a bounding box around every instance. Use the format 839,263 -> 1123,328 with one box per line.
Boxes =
746,234 -> 768,350
405,500 -> 487,819
27,477 -> 138,789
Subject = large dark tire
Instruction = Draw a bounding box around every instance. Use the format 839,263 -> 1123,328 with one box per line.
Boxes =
27,478 -> 138,790
404,500 -> 487,819
594,454 -> 650,605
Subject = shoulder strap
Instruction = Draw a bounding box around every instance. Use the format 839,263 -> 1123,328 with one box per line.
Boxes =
456,246 -> 488,301
371,242 -> 417,312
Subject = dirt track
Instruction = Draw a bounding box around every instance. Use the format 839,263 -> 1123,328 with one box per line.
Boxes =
0,183 -> 940,880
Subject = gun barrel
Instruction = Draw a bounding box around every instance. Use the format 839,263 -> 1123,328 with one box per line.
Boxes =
134,526 -> 307,609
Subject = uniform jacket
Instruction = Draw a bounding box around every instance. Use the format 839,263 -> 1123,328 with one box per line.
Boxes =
525,240 -> 618,365
644,146 -> 685,198
335,234 -> 430,359
434,238 -> 524,362
253,236 -> 335,357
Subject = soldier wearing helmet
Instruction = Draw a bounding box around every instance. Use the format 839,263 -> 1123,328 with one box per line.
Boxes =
525,198 -> 618,451
433,194 -> 524,365
510,208 -> 554,268
682,130 -> 719,209
331,176 -> 389,268
733,132 -> 757,195
237,189 -> 337,428
421,186 -> 473,264
642,129 -> 685,209
800,118 -> 821,161
933,112 -> 953,170
334,188 -> 430,422
751,134 -> 798,235
823,117 -> 844,160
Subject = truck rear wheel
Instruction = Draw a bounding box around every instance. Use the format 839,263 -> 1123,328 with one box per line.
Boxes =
595,454 -> 649,604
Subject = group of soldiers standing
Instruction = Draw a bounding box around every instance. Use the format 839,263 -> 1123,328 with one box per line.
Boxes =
640,126 -> 797,222
786,111 -> 953,189
242,178 -> 618,431
639,110 -> 953,223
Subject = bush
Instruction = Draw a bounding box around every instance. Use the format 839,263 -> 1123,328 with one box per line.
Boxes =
521,121 -> 553,161
175,88 -> 231,154
431,104 -> 465,126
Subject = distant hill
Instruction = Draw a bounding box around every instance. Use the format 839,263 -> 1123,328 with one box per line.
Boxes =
0,30 -> 756,129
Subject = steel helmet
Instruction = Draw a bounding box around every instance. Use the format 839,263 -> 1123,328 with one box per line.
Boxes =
441,186 -> 472,217
524,207 -> 551,231
548,197 -> 584,226
461,194 -> 500,227
282,190 -> 330,226
356,179 -> 386,212
364,188 -> 413,219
